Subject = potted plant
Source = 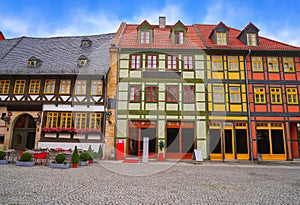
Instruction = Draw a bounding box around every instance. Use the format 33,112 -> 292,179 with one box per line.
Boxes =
92,151 -> 99,163
158,140 -> 165,162
79,152 -> 89,166
71,146 -> 80,168
98,145 -> 103,160
0,151 -> 8,165
87,145 -> 94,164
50,153 -> 70,169
16,152 -> 35,166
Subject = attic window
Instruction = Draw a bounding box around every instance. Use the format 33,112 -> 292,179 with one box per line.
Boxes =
78,55 -> 88,66
27,56 -> 41,68
246,33 -> 257,46
216,32 -> 227,45
81,38 -> 92,47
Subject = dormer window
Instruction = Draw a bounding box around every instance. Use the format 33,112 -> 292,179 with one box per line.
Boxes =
80,38 -> 92,47
137,20 -> 153,45
27,56 -> 41,68
175,31 -> 184,44
247,33 -> 257,46
171,21 -> 187,45
216,32 -> 227,45
140,30 -> 150,44
78,55 -> 88,66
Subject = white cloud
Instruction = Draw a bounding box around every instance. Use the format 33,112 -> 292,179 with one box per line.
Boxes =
0,17 -> 30,37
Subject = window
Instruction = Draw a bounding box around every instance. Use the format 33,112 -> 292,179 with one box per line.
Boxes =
286,88 -> 298,104
212,56 -> 223,71
229,87 -> 241,103
81,38 -> 92,47
270,88 -> 282,104
59,80 -> 71,94
28,80 -> 41,94
0,80 -> 10,94
91,80 -> 102,95
130,54 -> 142,70
252,57 -> 263,72
78,55 -> 88,66
183,85 -> 195,103
246,33 -> 257,46
213,87 -> 224,102
60,112 -> 72,128
166,86 -> 178,102
146,54 -> 158,70
140,31 -> 150,44
216,32 -> 227,45
182,55 -> 194,70
145,86 -> 158,102
14,80 -> 26,94
75,80 -> 87,95
75,113 -> 87,129
46,112 -> 58,128
254,87 -> 266,104
228,56 -> 238,71
175,31 -> 184,44
283,57 -> 294,72
44,79 -> 56,94
89,113 -> 101,129
267,57 -> 279,72
166,55 -> 178,70
129,85 -> 141,102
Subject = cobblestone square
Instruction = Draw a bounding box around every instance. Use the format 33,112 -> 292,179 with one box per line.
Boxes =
0,161 -> 299,204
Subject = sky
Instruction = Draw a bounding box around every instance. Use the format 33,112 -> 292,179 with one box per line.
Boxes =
1,0 -> 300,46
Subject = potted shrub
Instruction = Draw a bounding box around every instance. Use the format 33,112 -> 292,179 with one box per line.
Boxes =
92,151 -> 99,163
71,146 -> 80,168
50,153 -> 70,169
0,151 -> 8,165
79,152 -> 89,166
87,145 -> 94,164
98,145 -> 103,160
158,140 -> 165,162
16,152 -> 35,166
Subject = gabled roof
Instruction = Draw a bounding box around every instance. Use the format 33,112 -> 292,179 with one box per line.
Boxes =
171,21 -> 188,31
209,21 -> 229,38
0,33 -> 116,75
237,22 -> 260,38
194,24 -> 300,51
136,20 -> 154,30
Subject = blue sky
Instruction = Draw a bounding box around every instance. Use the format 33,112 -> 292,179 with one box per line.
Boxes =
1,0 -> 300,46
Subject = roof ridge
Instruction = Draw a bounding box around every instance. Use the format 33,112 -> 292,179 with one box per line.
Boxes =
15,33 -> 116,40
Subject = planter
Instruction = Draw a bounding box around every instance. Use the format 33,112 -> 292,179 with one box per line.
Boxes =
158,153 -> 164,162
16,161 -> 35,167
0,160 -> 8,165
88,159 -> 93,164
72,163 -> 78,168
50,163 -> 70,169
78,161 -> 88,166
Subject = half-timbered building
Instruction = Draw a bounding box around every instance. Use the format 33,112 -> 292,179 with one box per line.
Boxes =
0,33 -> 115,153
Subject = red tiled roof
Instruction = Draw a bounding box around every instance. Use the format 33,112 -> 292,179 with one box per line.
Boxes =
194,24 -> 300,51
118,24 -> 206,49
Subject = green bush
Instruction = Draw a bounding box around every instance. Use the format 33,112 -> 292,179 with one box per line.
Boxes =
71,146 -> 79,164
79,152 -> 90,161
20,152 -> 32,162
55,153 -> 66,164
87,145 -> 94,160
92,151 -> 99,159
98,145 -> 103,159
0,151 -> 6,160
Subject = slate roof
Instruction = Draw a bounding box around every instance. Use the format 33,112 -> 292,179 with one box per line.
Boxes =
0,33 -> 115,75
194,24 -> 300,51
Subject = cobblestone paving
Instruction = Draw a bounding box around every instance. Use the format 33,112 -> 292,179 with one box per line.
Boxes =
0,161 -> 299,204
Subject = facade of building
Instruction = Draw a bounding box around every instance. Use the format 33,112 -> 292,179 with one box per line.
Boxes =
0,34 -> 115,153
112,17 -> 207,160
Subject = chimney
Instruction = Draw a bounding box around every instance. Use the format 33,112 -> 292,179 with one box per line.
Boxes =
159,16 -> 166,29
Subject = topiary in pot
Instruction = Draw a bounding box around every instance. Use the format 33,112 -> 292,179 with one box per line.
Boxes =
71,146 -> 80,168
20,152 -> 33,162
0,151 -> 6,160
87,145 -> 94,163
98,145 -> 103,160
55,153 -> 66,164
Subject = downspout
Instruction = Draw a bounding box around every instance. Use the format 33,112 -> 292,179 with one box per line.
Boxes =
244,49 -> 253,162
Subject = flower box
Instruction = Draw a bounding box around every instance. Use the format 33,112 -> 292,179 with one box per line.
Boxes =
16,161 -> 35,167
50,163 -> 70,169
0,160 -> 8,165
78,161 -> 88,166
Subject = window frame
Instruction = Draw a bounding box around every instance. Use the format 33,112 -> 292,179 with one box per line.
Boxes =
74,80 -> 87,95
0,80 -> 10,94
44,79 -> 56,94
13,80 -> 26,94
166,86 -> 179,103
28,80 -> 41,94
270,88 -> 282,104
229,87 -> 241,103
146,54 -> 158,70
254,87 -> 266,104
60,112 -> 72,128
140,30 -> 150,44
166,55 -> 178,70
216,32 -> 227,45
183,85 -> 195,103
89,113 -> 102,129
283,57 -> 295,72
59,80 -> 71,95
174,31 -> 184,44
228,56 -> 239,71
267,57 -> 279,72
130,54 -> 142,70
182,55 -> 194,70
246,33 -> 257,46
145,85 -> 158,103
90,80 -> 102,96
213,86 -> 225,103
286,88 -> 298,104
75,113 -> 87,129
129,85 -> 141,103
212,56 -> 223,71
251,56 -> 263,72
46,112 -> 59,128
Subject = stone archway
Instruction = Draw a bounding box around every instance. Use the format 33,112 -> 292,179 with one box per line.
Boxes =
11,114 -> 36,151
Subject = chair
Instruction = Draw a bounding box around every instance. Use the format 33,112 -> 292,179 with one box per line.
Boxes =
7,150 -> 20,163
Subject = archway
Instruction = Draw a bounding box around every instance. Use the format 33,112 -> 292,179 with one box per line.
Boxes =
11,114 -> 36,151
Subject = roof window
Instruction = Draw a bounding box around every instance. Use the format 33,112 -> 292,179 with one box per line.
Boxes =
78,55 -> 88,66
27,56 -> 42,68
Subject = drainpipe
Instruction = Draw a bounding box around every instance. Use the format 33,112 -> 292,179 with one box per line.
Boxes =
244,49 -> 253,162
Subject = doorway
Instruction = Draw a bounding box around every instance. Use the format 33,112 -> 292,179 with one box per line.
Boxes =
11,114 -> 36,151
